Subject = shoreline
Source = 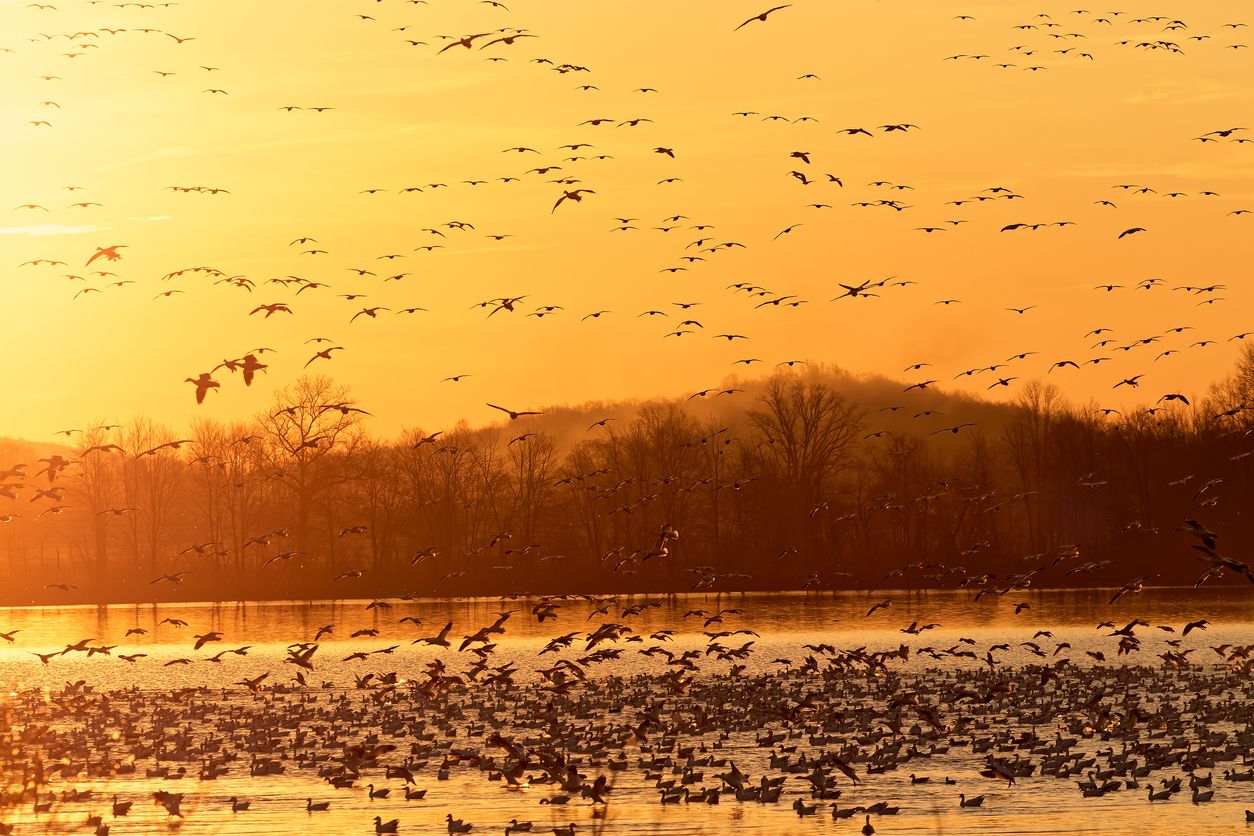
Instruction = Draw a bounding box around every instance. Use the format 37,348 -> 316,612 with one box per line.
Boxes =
2,581 -> 1251,610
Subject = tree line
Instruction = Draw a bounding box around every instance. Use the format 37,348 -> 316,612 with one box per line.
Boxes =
2,349 -> 1252,605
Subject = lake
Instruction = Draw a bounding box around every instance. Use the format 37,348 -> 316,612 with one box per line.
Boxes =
1,587 -> 1253,834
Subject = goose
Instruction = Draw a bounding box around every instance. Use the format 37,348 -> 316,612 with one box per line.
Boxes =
832,803 -> 856,819
228,796 -> 250,812
153,791 -> 182,818
417,622 -> 454,648
111,797 -> 132,817
506,821 -> 533,834
1148,785 -> 1172,801
793,798 -> 818,816
367,784 -> 390,800
553,826 -> 578,836
1191,787 -> 1214,803
959,793 -> 985,807
446,814 -> 474,833
404,787 -> 427,800
374,817 -> 400,834
862,815 -> 875,836
306,798 -> 330,812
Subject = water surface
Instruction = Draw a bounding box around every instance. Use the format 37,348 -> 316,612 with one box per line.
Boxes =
1,588 -> 1252,834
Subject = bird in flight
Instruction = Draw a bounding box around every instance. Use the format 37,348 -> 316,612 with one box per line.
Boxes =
305,346 -> 344,368
735,5 -> 791,30
86,245 -> 126,266
185,373 -> 220,404
487,403 -> 543,420
552,189 -> 595,212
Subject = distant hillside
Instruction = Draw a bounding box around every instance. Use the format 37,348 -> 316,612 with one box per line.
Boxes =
478,363 -> 1018,454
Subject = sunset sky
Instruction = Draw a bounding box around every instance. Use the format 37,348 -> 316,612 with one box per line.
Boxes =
0,0 -> 1251,441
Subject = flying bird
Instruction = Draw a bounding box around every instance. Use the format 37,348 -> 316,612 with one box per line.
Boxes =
552,189 -> 595,212
486,403 -> 543,420
85,245 -> 126,266
735,5 -> 791,30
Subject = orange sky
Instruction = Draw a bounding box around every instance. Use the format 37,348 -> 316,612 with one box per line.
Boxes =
0,0 -> 1251,440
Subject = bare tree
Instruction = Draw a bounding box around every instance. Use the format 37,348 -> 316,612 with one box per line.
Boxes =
119,417 -> 185,582
67,427 -> 123,593
748,376 -> 864,497
256,376 -> 366,565
506,431 -> 558,547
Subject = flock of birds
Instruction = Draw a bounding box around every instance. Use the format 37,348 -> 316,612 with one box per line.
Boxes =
2,0 -> 1250,435
4,592 -> 1254,834
3,0 -> 1254,833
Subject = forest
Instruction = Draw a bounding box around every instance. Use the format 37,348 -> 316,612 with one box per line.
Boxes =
1,348 -> 1252,605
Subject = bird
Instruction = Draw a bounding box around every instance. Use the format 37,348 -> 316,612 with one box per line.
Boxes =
931,423 -> 977,435
185,374 -> 220,404
1110,576 -> 1149,604
416,621 -> 454,648
736,5 -> 791,30
305,347 -> 344,368
866,600 -> 891,617
151,572 -> 190,586
552,189 -> 595,212
486,403 -> 543,420
445,814 -> 473,833
85,245 -> 126,266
